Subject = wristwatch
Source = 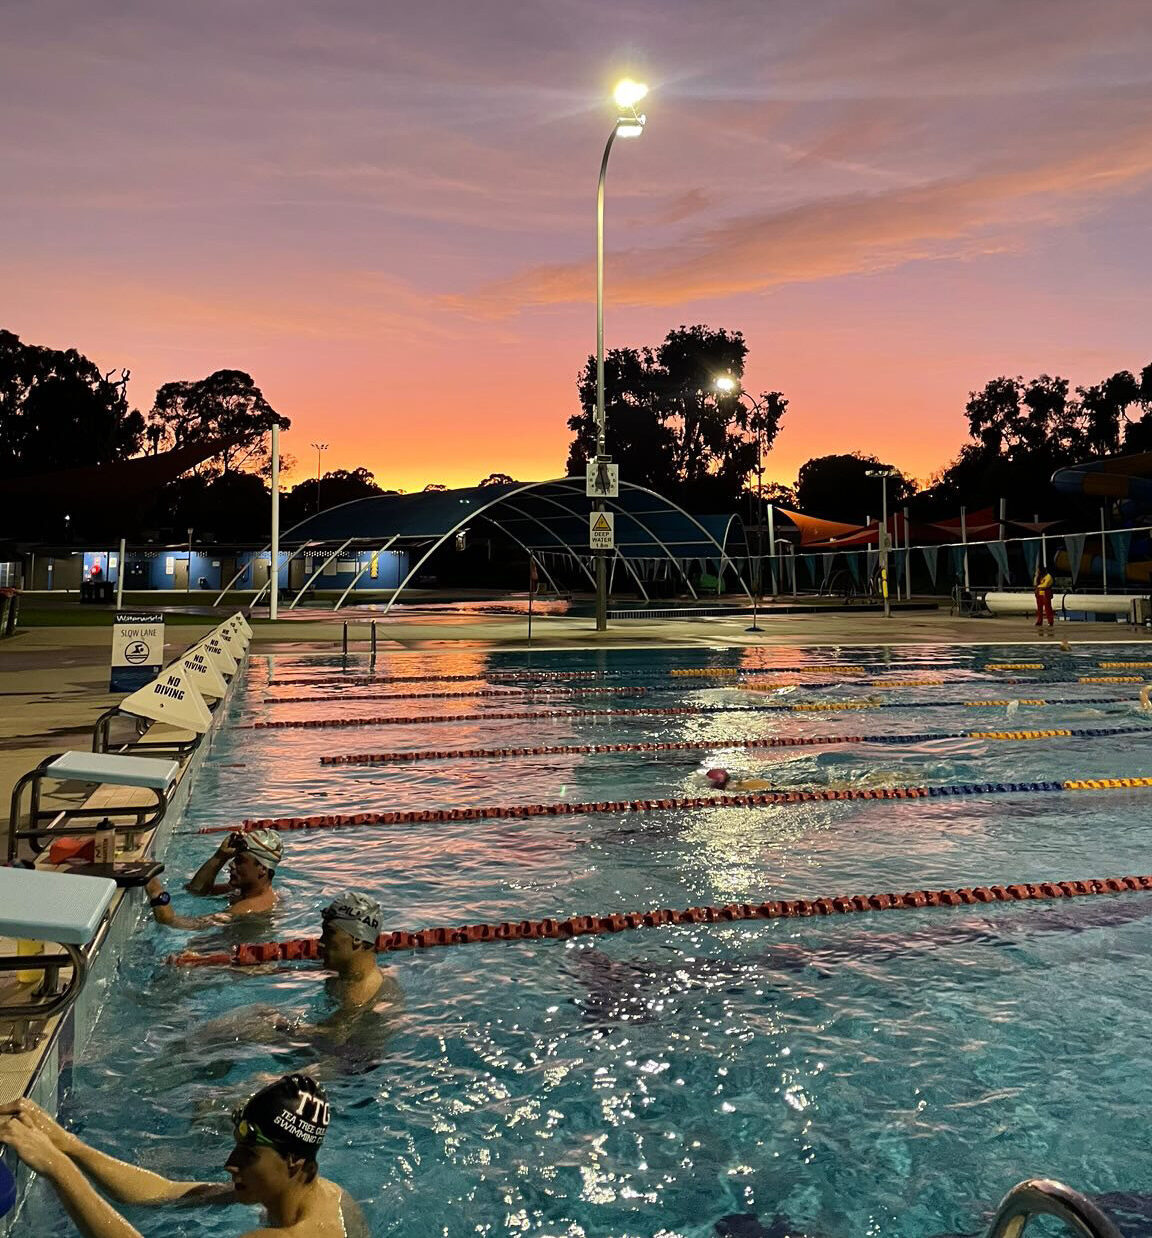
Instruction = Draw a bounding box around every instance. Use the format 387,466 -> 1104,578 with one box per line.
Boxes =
149,891 -> 172,908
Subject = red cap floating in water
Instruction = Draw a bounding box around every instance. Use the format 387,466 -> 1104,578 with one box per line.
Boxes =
706,768 -> 730,789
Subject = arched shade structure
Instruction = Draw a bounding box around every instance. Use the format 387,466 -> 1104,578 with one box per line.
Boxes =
275,478 -> 751,611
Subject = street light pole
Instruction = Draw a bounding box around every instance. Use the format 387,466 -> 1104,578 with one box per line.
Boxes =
715,375 -> 765,632
270,421 -> 280,621
311,442 -> 329,514
866,467 -> 897,619
594,79 -> 647,633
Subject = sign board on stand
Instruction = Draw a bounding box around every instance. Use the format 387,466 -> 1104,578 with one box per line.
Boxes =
589,511 -> 615,551
110,612 -> 165,692
586,460 -> 619,498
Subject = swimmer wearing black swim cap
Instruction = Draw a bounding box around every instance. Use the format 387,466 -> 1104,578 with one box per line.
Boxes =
0,1077 -> 367,1236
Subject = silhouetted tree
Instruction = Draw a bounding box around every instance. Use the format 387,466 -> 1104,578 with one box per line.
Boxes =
147,369 -> 288,480
795,454 -> 916,523
282,467 -> 383,526
423,483 -> 448,492
565,324 -> 787,510
0,329 -> 143,477
479,473 -> 518,487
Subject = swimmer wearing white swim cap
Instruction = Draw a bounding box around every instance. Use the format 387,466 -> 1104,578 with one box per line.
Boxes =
147,829 -> 283,930
320,892 -> 401,1015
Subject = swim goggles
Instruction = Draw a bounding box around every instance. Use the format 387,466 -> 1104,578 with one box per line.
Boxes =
231,1108 -> 276,1148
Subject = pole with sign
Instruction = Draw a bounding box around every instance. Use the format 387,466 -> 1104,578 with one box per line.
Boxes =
110,612 -> 165,692
589,511 -> 615,552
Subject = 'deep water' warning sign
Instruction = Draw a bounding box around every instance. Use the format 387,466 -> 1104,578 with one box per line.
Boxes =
589,511 -> 615,551
110,612 -> 165,692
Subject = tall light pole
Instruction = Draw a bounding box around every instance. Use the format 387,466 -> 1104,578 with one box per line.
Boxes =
594,78 -> 647,632
715,375 -> 766,632
311,441 -> 329,514
866,467 -> 898,618
270,421 -> 280,620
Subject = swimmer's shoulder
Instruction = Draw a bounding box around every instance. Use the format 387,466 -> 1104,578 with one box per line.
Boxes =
235,1179 -> 367,1236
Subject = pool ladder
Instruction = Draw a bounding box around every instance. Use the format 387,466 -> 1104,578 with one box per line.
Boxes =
984,1179 -> 1122,1238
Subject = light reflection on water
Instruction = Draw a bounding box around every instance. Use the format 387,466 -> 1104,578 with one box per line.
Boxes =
23,643 -> 1152,1238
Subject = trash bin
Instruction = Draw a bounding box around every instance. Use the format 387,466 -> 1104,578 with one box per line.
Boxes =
98,581 -> 114,603
80,581 -> 94,603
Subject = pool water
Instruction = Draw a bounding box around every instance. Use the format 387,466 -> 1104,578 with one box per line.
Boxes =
22,643 -> 1152,1238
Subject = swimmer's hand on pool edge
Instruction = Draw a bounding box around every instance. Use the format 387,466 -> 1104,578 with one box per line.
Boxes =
1,1098 -> 233,1228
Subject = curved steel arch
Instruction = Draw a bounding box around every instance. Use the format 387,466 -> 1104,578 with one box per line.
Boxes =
281,478 -> 750,614
541,478 -> 752,601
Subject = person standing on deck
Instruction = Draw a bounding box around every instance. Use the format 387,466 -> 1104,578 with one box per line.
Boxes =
1033,562 -> 1055,633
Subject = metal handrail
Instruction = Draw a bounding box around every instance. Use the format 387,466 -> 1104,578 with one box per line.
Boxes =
984,1179 -> 1123,1238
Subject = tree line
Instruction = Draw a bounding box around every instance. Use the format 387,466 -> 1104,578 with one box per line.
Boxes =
2,321 -> 1148,542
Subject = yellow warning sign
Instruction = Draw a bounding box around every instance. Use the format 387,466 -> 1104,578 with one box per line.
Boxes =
589,510 -> 615,550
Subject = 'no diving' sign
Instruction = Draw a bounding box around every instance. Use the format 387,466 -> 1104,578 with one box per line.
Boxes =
589,511 -> 615,550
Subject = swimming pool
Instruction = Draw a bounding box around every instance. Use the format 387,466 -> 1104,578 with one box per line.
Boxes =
23,642 -> 1152,1237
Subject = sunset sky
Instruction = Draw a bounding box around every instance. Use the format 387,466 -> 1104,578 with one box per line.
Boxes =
4,0 -> 1152,494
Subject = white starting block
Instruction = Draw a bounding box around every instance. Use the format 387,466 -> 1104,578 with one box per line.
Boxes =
0,867 -> 117,1050
7,751 -> 179,866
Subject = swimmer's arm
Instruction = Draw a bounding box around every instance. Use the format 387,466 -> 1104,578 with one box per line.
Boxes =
186,841 -> 236,896
146,878 -> 233,931
66,1141 -> 234,1207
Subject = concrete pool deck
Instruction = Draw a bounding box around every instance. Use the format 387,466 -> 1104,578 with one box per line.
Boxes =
2,606 -> 1150,814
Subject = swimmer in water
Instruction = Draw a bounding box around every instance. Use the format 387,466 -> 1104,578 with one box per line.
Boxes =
145,828 -> 283,930
0,1074 -> 368,1237
1140,685 -> 1152,713
706,768 -> 779,793
318,893 -> 400,1016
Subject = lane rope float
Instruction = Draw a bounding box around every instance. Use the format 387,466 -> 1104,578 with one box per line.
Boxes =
166,872 -> 1152,967
242,696 -> 1134,730
1079,676 -> 1144,683
1100,662 -> 1152,668
197,775 -> 1152,836
317,723 -> 1152,766
266,686 -> 651,705
266,661 -> 953,689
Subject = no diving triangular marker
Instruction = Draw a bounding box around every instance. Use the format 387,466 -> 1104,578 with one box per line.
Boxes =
120,666 -> 213,733
223,614 -> 250,646
178,647 -> 229,699
231,611 -> 252,638
213,622 -> 246,657
201,634 -> 238,675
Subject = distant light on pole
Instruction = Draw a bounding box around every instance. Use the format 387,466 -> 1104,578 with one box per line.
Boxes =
613,79 -> 648,109
311,441 -> 329,514
593,78 -> 649,633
